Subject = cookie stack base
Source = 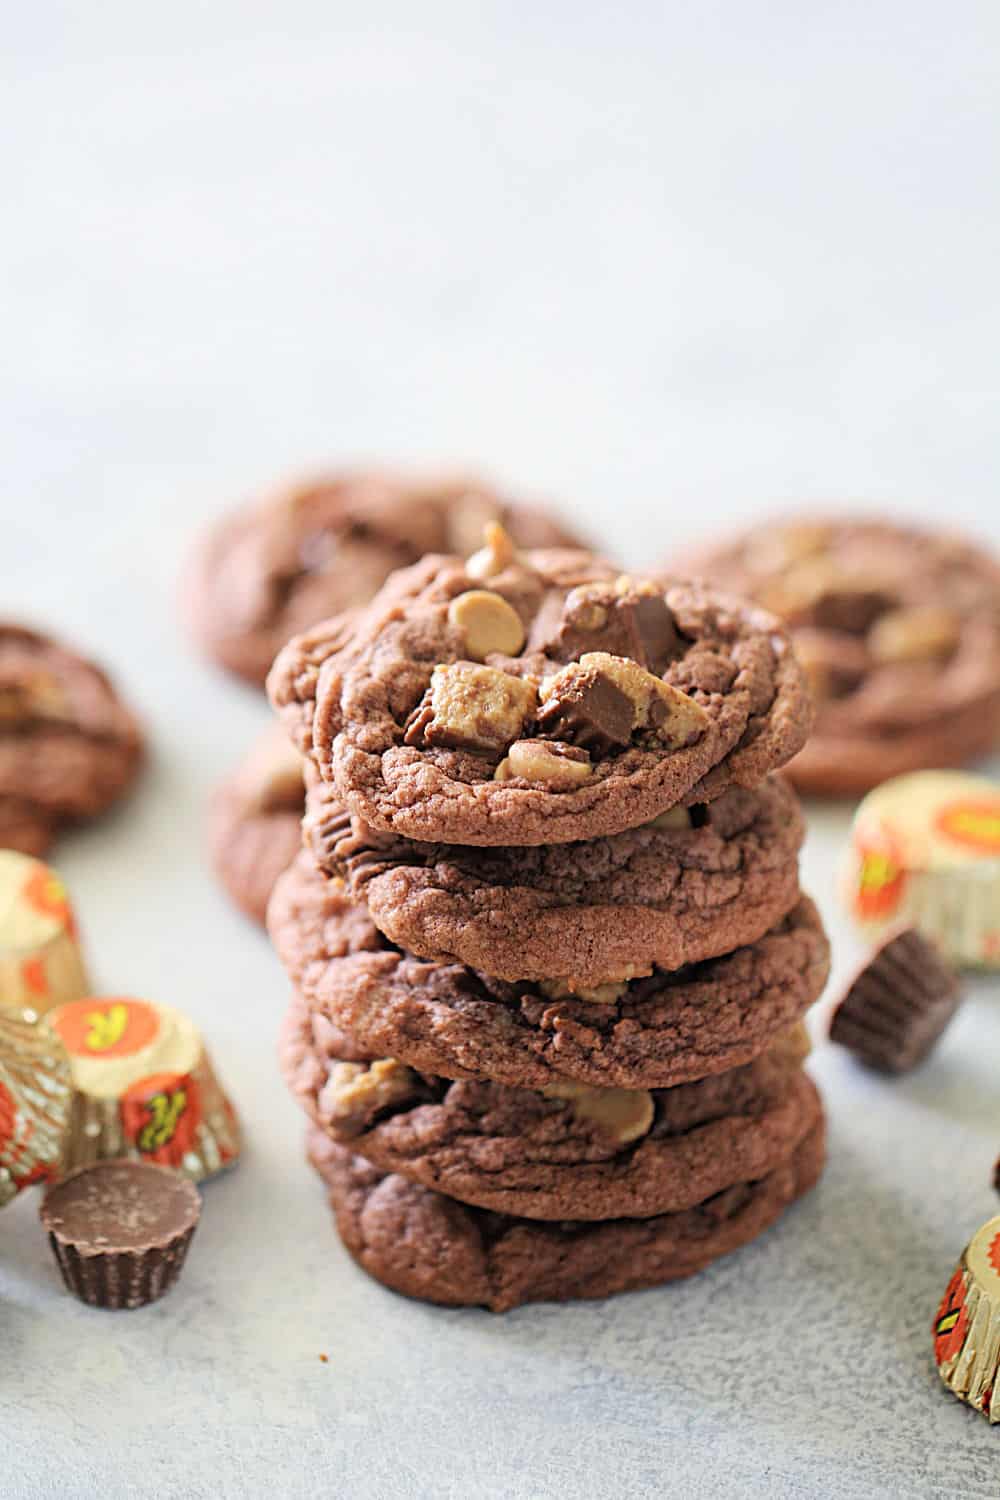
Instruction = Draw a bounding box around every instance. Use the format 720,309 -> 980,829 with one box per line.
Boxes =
307,1108 -> 825,1313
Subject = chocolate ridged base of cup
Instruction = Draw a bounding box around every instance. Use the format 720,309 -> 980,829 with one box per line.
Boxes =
47,1224 -> 196,1309
830,926 -> 962,1073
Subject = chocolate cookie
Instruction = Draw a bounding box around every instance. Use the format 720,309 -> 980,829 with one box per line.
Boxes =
209,724 -> 305,925
682,518 -> 1000,796
303,773 -> 804,984
306,1108 -> 825,1311
0,625 -> 144,855
281,997 -> 814,1219
268,542 -> 813,846
268,855 -> 830,1089
186,471 -> 584,687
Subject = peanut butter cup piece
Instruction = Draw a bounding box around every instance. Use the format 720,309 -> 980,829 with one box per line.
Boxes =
829,926 -> 963,1073
41,1159 -> 201,1309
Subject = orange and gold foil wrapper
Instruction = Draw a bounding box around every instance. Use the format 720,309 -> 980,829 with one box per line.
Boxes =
843,771 -> 1000,968
0,1008 -> 73,1205
45,997 -> 240,1183
0,851 -> 91,1015
934,1215 -> 1000,1422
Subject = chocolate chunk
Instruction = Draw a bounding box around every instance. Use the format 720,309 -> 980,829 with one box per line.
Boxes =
829,927 -> 962,1074
403,664 -> 537,754
629,593 -> 681,672
810,586 -> 895,635
40,1159 -> 201,1308
536,663 -> 635,755
791,628 -> 869,703
531,584 -> 680,673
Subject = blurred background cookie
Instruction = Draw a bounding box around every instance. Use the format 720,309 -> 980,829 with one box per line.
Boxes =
209,723 -> 305,926
184,470 -> 586,687
678,518 -> 1000,796
0,624 -> 144,855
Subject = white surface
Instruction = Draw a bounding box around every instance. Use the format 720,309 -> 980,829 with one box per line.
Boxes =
3,4 -> 1000,1496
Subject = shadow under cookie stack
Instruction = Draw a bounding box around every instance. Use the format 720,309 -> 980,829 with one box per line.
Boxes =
266,527 -> 830,1312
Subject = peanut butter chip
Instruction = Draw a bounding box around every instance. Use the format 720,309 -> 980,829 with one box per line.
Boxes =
448,590 -> 526,660
0,672 -> 70,723
538,978 -> 630,1004
868,606 -> 960,664
466,521 -> 519,581
646,805 -> 692,831
562,587 -> 609,632
250,743 -> 304,813
542,1078 -> 655,1144
775,1022 -> 812,1066
404,663 -> 537,753
745,522 -> 832,574
494,738 -> 592,786
324,1058 -> 418,1137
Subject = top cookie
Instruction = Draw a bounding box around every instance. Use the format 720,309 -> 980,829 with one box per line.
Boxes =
269,536 -> 813,845
185,471 -> 584,687
0,624 -> 144,856
682,518 -> 1000,795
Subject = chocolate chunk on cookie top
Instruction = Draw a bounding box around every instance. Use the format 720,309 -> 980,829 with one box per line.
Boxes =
269,536 -> 813,845
185,471 -> 585,687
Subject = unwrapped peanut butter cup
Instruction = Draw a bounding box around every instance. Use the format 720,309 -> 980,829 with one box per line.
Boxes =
41,1158 -> 201,1309
844,770 -> 1000,968
0,851 -> 90,1015
0,1007 -> 72,1205
829,926 -> 962,1073
934,1214 -> 1000,1422
45,997 -> 240,1182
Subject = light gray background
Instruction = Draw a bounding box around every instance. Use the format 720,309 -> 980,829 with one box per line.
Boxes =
3,4 -> 1000,1496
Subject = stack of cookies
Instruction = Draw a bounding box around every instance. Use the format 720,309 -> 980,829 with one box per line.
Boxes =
266,527 -> 830,1311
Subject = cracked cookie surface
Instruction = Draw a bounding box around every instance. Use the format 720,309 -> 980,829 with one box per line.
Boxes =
0,624 -> 144,855
306,1107 -> 825,1311
282,1000 -> 814,1219
267,854 -> 829,1089
682,517 -> 1000,795
268,549 -> 813,845
303,773 -> 805,982
186,471 -> 583,687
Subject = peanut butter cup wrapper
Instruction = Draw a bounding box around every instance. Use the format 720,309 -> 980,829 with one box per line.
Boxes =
0,1007 -> 73,1205
45,997 -> 240,1183
0,851 -> 90,1015
844,770 -> 1000,968
934,1215 -> 1000,1422
41,1159 -> 201,1309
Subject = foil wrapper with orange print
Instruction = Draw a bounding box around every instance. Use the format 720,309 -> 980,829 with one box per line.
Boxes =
0,851 -> 90,1015
843,771 -> 1000,968
45,997 -> 240,1183
0,1007 -> 73,1206
934,1215 -> 1000,1422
